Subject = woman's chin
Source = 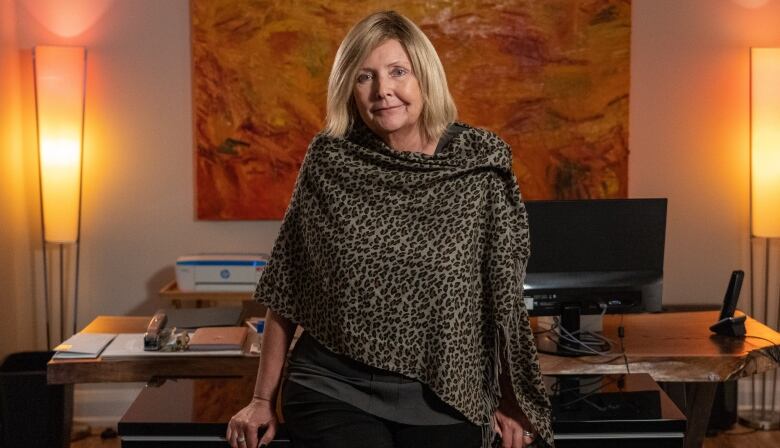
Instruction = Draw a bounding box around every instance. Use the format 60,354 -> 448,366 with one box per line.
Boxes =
371,120 -> 414,136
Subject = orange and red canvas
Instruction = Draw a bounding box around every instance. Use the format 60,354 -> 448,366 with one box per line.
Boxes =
192,0 -> 631,220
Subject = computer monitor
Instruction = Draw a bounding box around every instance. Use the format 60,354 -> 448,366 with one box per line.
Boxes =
523,199 -> 667,352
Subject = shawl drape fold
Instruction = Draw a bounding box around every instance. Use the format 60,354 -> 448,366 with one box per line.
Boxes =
254,122 -> 554,447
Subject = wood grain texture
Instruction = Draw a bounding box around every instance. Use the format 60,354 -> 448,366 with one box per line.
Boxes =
536,311 -> 780,382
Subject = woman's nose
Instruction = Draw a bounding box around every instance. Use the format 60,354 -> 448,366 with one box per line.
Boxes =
374,75 -> 392,99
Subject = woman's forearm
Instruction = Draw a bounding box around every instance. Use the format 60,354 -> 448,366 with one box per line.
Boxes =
252,308 -> 296,403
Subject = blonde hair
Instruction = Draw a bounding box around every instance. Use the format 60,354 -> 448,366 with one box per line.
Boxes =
323,11 -> 457,142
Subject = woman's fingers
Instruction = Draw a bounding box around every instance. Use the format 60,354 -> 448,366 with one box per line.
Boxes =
512,425 -> 525,448
493,417 -> 503,438
228,419 -> 246,448
227,417 -> 254,448
501,424 -> 513,448
496,415 -> 529,448
258,422 -> 276,448
522,430 -> 535,447
226,419 -> 236,448
243,422 -> 259,448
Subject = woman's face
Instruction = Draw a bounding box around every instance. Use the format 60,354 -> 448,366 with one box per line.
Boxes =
352,39 -> 424,144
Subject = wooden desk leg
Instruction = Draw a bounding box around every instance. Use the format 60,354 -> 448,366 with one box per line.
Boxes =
659,381 -> 718,448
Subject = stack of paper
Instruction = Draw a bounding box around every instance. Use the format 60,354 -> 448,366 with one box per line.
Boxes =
101,334 -> 244,358
53,333 -> 116,359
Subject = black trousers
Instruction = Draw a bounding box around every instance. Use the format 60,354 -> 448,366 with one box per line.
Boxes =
281,380 -> 483,448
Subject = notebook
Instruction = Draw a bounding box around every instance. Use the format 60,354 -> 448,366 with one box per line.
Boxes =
187,326 -> 248,351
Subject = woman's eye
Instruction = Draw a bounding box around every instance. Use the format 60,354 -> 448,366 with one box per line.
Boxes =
391,67 -> 408,77
357,73 -> 373,83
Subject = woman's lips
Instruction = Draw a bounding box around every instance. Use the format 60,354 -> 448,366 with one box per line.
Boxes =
372,104 -> 403,113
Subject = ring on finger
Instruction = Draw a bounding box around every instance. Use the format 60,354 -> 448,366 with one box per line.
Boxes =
523,430 -> 535,438
236,434 -> 246,443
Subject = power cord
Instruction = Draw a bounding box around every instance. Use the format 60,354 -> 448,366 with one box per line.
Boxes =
537,303 -> 616,356
536,308 -> 632,375
619,313 -> 630,374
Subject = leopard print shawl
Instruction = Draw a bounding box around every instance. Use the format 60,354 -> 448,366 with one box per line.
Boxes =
254,122 -> 554,448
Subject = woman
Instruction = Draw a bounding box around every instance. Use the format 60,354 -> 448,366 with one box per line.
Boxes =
227,10 -> 553,448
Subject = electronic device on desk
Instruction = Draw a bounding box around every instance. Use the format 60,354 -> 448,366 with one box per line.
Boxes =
524,199 -> 667,356
707,271 -> 744,433
175,253 -> 268,292
709,270 -> 746,337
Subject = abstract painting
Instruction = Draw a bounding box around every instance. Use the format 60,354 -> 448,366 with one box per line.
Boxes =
192,0 -> 631,219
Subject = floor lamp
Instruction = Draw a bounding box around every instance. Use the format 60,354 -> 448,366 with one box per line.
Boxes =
740,47 -> 780,430
33,45 -> 87,348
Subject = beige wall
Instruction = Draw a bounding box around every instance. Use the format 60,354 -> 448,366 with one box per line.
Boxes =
3,0 -> 780,358
630,0 -> 780,308
0,0 -> 39,359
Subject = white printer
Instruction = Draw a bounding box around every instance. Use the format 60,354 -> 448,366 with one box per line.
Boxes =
175,254 -> 268,292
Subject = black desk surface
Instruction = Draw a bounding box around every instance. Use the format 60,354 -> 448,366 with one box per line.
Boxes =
119,376 -> 288,447
119,373 -> 685,447
547,373 -> 686,438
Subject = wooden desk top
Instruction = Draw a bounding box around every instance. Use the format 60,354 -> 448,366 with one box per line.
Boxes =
48,310 -> 780,385
537,311 -> 780,382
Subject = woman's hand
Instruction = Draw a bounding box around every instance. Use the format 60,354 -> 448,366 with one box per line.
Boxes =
226,398 -> 279,448
492,398 -> 536,448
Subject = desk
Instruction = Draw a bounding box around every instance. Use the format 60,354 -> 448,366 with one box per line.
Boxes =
48,311 -> 780,447
48,311 -> 780,384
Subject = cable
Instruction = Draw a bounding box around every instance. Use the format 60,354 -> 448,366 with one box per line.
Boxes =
743,335 -> 780,346
539,304 -> 616,356
618,313 -> 630,374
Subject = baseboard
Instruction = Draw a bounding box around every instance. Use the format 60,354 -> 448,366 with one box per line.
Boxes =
737,377 -> 780,414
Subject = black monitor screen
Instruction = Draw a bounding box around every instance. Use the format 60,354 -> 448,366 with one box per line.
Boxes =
525,199 -> 667,274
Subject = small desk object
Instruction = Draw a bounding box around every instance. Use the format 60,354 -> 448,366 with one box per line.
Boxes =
118,377 -> 289,447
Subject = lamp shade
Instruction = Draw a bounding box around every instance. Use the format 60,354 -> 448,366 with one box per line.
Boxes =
751,48 -> 780,238
34,46 -> 86,243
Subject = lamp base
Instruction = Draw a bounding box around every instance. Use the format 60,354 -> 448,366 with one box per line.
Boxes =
738,409 -> 780,430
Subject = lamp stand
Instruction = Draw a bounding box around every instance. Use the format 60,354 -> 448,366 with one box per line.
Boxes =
39,242 -> 80,347
39,238 -> 51,349
739,237 -> 780,430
